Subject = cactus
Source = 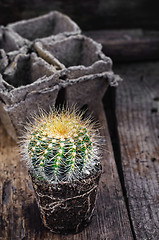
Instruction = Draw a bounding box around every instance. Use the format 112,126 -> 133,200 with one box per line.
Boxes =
23,107 -> 101,183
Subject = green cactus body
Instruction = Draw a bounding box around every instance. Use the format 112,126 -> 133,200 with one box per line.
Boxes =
26,108 -> 100,183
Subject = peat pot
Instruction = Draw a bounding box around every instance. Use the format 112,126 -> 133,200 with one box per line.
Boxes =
0,34 -> 121,141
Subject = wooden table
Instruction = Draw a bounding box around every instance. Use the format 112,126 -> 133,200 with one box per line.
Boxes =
0,104 -> 133,240
0,30 -> 159,240
114,61 -> 159,240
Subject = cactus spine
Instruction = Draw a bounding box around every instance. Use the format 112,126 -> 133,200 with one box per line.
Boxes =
24,108 -> 100,183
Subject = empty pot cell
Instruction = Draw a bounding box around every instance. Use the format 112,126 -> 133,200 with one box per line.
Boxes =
34,36 -> 102,68
3,53 -> 54,88
0,27 -> 27,52
8,11 -> 80,41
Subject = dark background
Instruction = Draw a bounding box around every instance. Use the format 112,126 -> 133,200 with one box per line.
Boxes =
0,0 -> 158,30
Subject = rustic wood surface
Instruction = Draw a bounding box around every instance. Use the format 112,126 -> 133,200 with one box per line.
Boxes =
0,104 -> 133,239
115,61 -> 159,239
85,29 -> 159,62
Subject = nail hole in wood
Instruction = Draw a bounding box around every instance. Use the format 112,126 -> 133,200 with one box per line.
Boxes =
151,157 -> 157,162
151,108 -> 157,113
153,97 -> 159,101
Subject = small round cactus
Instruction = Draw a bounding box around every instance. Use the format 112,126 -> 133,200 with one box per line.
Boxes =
23,107 -> 101,183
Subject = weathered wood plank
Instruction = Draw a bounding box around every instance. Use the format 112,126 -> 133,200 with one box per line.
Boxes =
115,61 -> 159,239
85,30 -> 159,62
0,104 -> 133,239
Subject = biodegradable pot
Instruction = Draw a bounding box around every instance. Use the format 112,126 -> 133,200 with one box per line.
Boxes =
29,163 -> 102,234
7,11 -> 80,42
0,34 -> 121,141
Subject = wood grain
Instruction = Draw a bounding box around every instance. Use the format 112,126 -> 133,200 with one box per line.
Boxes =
0,104 -> 133,239
115,61 -> 159,239
85,30 -> 159,62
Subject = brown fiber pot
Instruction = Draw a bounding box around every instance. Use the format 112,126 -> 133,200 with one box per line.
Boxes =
29,163 -> 102,234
